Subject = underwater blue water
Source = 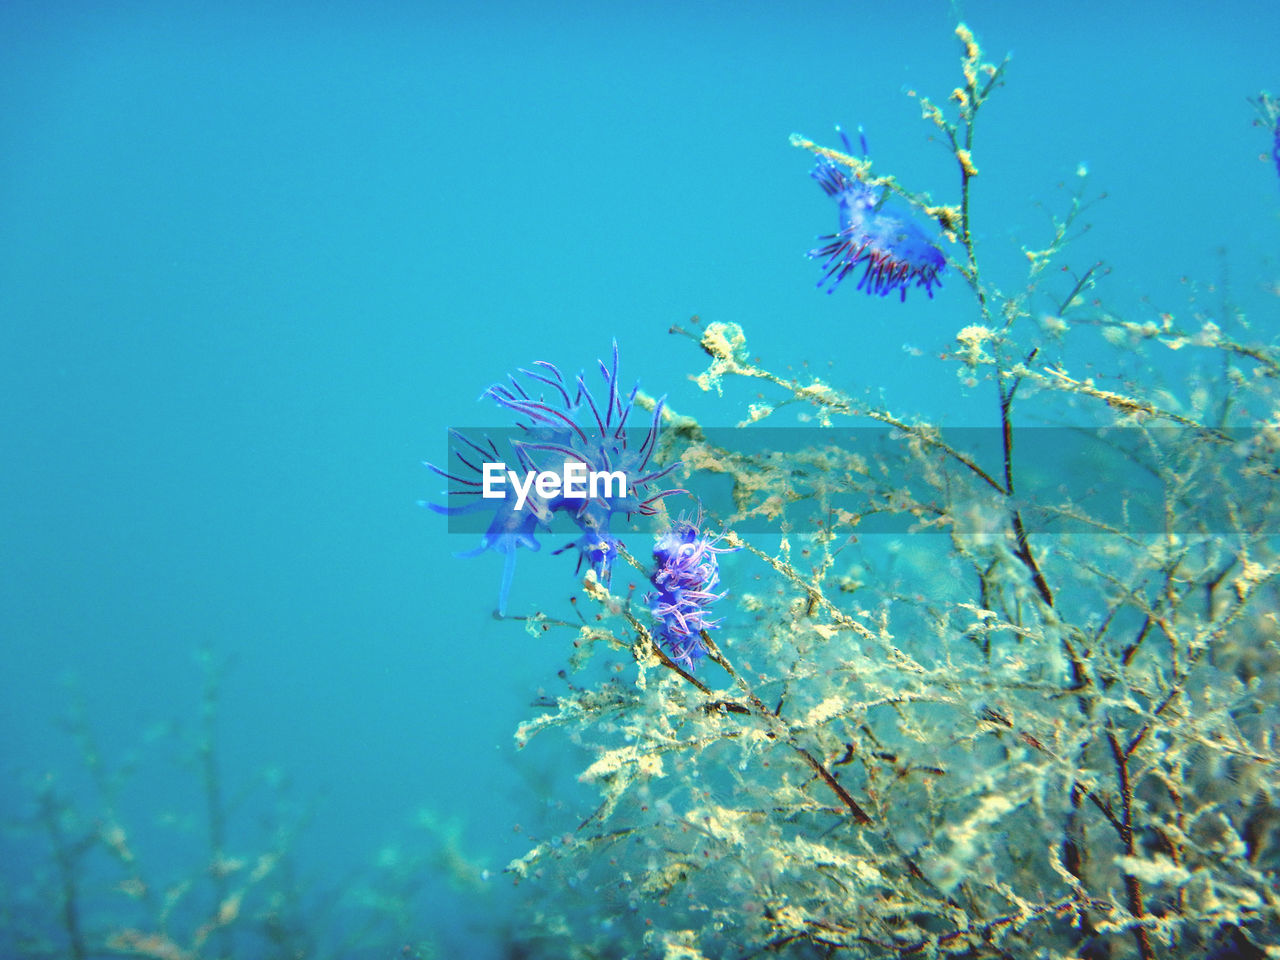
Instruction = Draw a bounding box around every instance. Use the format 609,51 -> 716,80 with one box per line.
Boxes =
2,1 -> 1277,955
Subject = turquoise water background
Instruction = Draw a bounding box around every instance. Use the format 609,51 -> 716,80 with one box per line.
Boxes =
3,1 -> 1278,955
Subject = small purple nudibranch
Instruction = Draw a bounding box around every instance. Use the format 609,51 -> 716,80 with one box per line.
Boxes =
1272,113 -> 1280,183
1250,93 -> 1280,188
646,517 -> 732,672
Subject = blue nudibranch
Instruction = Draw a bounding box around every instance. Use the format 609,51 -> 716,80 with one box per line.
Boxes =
646,516 -> 732,672
806,126 -> 946,301
423,344 -> 681,615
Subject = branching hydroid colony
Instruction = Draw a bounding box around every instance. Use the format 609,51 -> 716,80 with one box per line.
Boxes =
501,23 -> 1280,960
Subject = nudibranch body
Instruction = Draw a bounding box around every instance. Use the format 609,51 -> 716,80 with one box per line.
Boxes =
804,127 -> 946,301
